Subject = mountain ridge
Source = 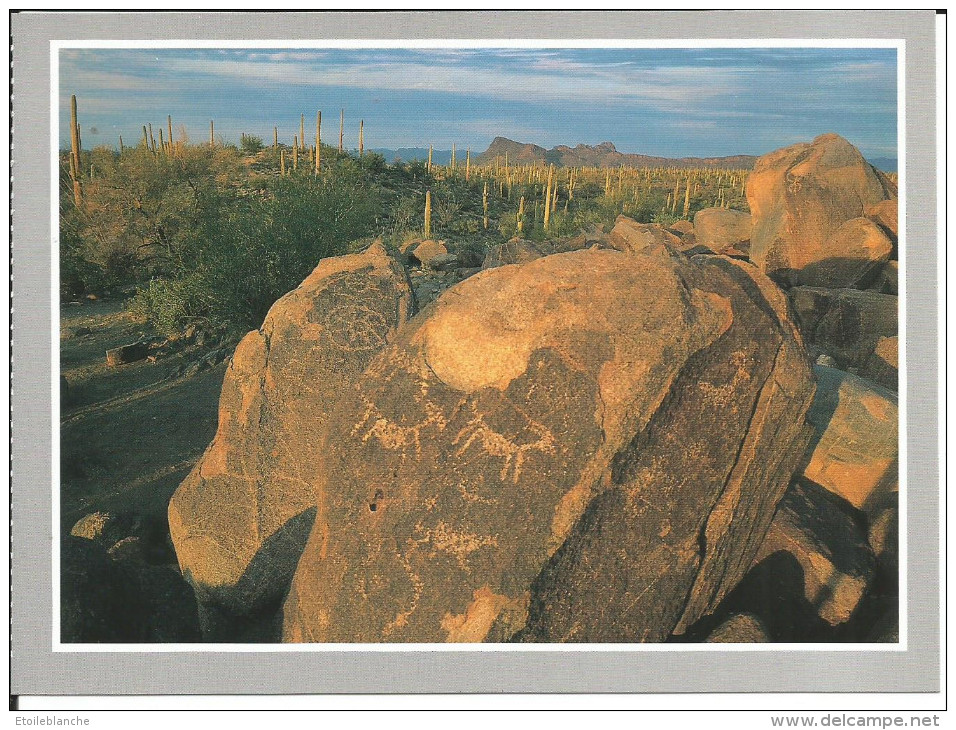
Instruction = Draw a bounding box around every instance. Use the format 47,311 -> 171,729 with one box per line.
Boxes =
476,136 -> 759,170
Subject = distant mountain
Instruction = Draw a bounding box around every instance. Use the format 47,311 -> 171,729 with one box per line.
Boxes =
475,137 -> 757,170
370,147 -> 455,165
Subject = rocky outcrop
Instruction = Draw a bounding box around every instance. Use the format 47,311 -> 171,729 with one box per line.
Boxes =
747,134 -> 897,288
281,245 -> 816,642
168,242 -> 415,635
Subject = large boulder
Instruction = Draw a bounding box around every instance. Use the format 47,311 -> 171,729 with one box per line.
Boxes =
747,134 -> 897,287
788,287 -> 897,370
693,208 -> 752,255
282,247 -> 816,642
168,242 -> 416,633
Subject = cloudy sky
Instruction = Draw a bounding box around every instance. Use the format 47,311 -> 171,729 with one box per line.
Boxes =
59,47 -> 898,160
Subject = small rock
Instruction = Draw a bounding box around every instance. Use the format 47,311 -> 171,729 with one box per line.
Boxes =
667,219 -> 695,236
410,239 -> 449,267
704,613 -> 771,643
107,536 -> 144,562
815,353 -> 840,368
106,341 -> 149,367
606,216 -> 680,255
455,267 -> 482,281
428,252 -> 460,272
86,294 -> 98,301
70,511 -> 111,541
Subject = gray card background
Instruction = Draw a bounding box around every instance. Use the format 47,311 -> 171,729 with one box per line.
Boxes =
11,11 -> 940,695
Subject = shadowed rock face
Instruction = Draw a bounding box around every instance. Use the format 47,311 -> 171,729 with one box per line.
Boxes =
750,479 -> 876,627
747,134 -> 896,288
788,287 -> 897,371
282,246 -> 815,643
168,241 -> 415,624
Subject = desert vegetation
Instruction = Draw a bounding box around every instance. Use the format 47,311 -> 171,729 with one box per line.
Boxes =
61,99 -> 757,338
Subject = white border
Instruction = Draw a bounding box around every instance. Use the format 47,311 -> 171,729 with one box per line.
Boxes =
51,37 -> 908,654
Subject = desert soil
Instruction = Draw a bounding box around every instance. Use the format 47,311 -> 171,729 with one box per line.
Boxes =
59,298 -> 225,541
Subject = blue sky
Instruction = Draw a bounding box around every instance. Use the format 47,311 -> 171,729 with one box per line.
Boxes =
59,47 -> 898,160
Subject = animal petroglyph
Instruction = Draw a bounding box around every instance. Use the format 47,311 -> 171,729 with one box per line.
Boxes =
452,407 -> 556,484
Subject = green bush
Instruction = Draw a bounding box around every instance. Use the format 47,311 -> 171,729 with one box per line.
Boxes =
240,134 -> 264,154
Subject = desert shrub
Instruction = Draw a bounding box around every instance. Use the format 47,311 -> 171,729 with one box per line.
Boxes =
133,167 -> 386,334
240,134 -> 264,154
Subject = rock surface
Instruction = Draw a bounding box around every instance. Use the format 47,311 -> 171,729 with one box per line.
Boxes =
606,216 -> 680,255
865,198 -> 899,240
747,134 -> 897,287
168,242 -> 416,628
704,612 -> 771,643
281,245 -> 815,642
693,208 -> 752,255
801,365 -> 898,517
862,335 -> 899,392
809,217 -> 894,289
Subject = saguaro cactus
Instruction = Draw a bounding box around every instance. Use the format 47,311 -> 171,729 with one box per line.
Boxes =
427,145 -> 433,174
158,128 -> 165,154
517,195 -> 525,233
274,126 -> 278,150
339,109 -> 344,152
424,190 -> 432,238
210,120 -> 215,148
483,182 -> 489,230
543,164 -> 554,231
300,114 -> 305,151
465,148 -> 471,181
451,144 -> 456,172
683,178 -> 691,218
167,115 -> 173,152
359,119 -> 364,156
69,94 -> 82,180
315,110 -> 322,174
280,149 -> 286,176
